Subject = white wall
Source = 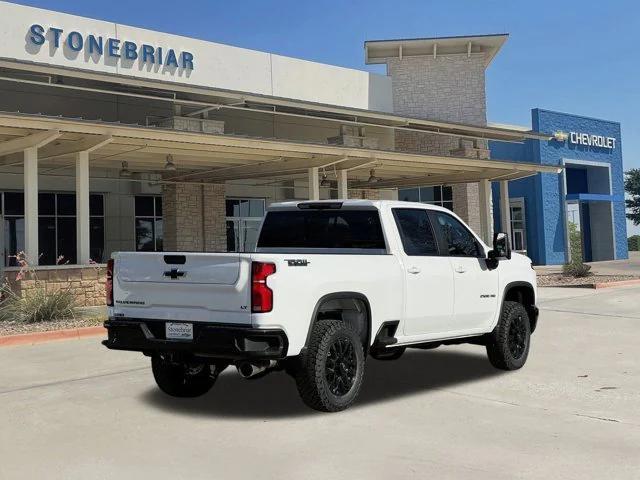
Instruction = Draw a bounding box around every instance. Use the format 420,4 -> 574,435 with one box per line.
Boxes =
0,1 -> 393,112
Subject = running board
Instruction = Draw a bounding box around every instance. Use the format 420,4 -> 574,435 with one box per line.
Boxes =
394,334 -> 489,349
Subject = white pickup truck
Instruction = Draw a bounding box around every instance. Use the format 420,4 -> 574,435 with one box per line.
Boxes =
103,200 -> 538,412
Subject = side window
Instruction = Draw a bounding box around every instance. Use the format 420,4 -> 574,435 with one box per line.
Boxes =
432,211 -> 480,257
392,208 -> 439,256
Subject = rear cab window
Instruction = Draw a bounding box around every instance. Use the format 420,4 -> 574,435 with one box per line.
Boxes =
256,208 -> 387,254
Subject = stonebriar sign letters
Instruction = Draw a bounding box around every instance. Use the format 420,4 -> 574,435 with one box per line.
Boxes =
28,24 -> 195,70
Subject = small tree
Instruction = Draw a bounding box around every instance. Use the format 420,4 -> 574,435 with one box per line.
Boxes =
562,221 -> 591,277
567,221 -> 583,263
625,169 -> 640,226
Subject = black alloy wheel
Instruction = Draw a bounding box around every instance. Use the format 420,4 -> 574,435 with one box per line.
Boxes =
295,319 -> 365,412
326,336 -> 358,396
486,301 -> 531,371
508,313 -> 527,360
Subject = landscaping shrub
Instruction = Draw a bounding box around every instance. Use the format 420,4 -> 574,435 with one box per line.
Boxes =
628,235 -> 640,252
0,284 -> 76,323
0,252 -> 77,323
561,262 -> 592,278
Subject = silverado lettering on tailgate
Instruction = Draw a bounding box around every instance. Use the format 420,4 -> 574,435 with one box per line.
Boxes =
285,259 -> 310,267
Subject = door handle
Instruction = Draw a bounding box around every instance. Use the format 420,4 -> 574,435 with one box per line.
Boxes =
407,266 -> 421,274
455,266 -> 466,274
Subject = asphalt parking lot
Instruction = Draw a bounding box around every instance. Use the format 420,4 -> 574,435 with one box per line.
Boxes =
1,286 -> 638,479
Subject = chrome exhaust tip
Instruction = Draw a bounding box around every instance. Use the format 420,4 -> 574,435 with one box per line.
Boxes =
237,360 -> 277,379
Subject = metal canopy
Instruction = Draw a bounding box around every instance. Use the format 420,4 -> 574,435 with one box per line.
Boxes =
0,60 -> 550,144
0,112 -> 561,188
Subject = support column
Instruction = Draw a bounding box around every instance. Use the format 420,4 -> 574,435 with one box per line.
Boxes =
499,180 -> 512,243
452,183 -> 481,234
75,151 -> 91,264
203,184 -> 227,252
337,170 -> 348,199
308,167 -> 320,200
23,147 -> 39,265
478,179 -> 493,245
162,182 -> 204,252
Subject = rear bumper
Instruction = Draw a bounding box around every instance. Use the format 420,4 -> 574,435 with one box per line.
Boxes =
102,319 -> 288,360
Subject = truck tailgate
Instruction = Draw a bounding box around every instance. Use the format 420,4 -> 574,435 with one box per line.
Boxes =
112,252 -> 252,324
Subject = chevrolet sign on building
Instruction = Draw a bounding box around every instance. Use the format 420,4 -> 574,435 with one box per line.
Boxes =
569,131 -> 617,149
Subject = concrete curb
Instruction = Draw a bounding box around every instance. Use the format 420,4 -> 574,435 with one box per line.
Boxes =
592,279 -> 640,289
540,279 -> 640,289
0,325 -> 106,347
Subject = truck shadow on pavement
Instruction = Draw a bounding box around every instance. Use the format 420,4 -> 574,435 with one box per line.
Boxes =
140,348 -> 505,419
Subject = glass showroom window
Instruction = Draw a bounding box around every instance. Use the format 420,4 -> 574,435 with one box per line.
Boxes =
226,198 -> 265,252
37,193 -> 105,265
2,192 -> 25,267
510,199 -> 527,253
398,186 -> 453,210
1,192 -> 105,266
135,196 -> 163,252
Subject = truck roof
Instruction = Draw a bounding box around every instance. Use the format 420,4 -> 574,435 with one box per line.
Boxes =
267,199 -> 453,213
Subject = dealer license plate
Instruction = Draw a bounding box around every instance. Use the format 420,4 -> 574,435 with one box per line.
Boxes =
166,322 -> 193,341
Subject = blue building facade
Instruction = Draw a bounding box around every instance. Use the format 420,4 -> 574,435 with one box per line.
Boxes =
490,109 -> 627,265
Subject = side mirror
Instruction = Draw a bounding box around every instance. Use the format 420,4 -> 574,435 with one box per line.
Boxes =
490,232 -> 512,260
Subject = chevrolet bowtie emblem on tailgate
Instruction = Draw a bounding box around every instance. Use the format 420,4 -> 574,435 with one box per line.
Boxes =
164,268 -> 186,279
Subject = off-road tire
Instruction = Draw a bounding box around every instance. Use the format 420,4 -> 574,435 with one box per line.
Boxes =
151,355 -> 224,398
295,320 -> 365,412
370,346 -> 406,361
486,301 -> 531,371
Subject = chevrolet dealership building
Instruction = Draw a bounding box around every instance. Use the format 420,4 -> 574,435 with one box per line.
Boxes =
0,2 -> 627,304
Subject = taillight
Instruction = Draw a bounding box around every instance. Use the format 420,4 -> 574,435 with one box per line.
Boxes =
106,259 -> 114,306
251,261 -> 276,313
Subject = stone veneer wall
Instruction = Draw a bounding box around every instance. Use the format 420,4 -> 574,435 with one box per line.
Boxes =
4,266 -> 107,307
203,184 -> 228,252
348,189 -> 380,200
162,182 -> 227,252
387,53 -> 490,234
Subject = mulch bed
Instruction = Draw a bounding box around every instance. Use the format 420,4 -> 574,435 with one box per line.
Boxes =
0,314 -> 105,337
537,274 -> 640,288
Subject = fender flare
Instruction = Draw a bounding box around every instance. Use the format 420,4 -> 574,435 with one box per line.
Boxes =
500,281 -> 538,333
302,292 -> 372,354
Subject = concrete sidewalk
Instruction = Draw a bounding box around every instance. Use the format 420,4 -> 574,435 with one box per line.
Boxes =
535,251 -> 640,275
0,286 -> 638,479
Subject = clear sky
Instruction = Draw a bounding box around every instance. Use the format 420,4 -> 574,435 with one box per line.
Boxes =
10,0 -> 640,234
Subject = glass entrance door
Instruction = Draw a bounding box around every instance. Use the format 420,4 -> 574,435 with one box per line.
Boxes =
509,199 -> 527,254
225,198 -> 265,252
226,218 -> 263,252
